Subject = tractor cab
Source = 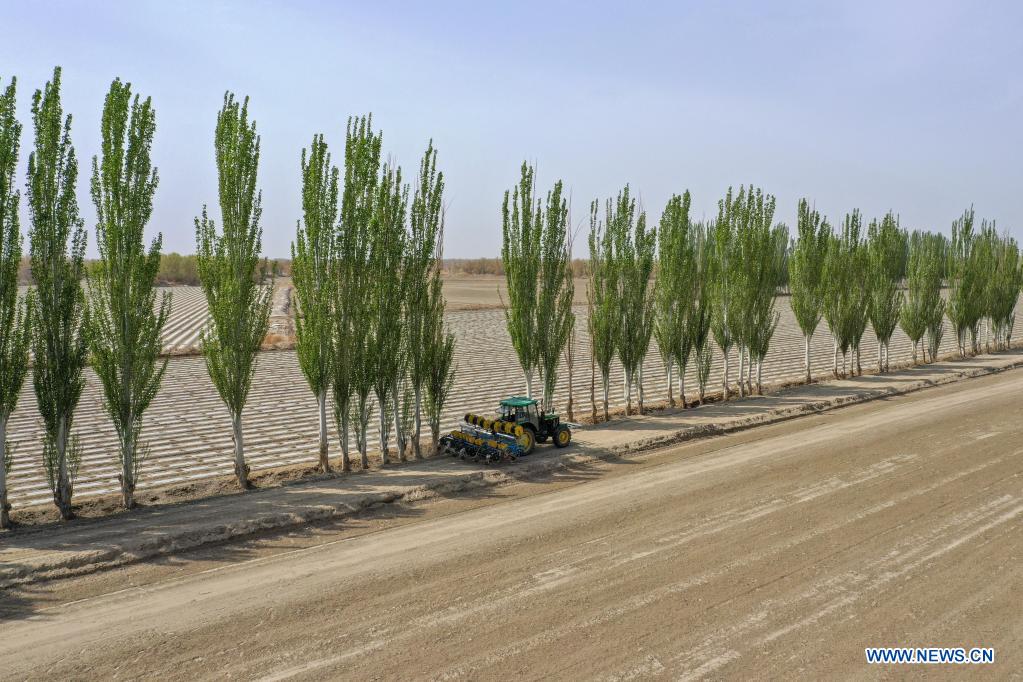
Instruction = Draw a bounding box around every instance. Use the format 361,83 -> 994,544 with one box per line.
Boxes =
497,396 -> 572,454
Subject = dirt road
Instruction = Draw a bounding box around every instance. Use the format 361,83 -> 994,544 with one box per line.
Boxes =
2,369 -> 1020,679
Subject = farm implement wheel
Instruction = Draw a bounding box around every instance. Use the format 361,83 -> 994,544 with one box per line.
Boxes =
554,425 -> 572,448
517,427 -> 536,455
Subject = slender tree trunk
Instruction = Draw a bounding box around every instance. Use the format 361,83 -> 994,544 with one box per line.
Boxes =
340,410 -> 351,472
601,374 -> 609,423
804,334 -> 812,384
359,399 -> 370,469
317,390 -> 330,473
524,369 -> 534,399
637,365 -> 645,414
756,360 -> 763,395
121,424 -> 135,510
413,387 -> 423,459
378,406 -> 390,466
430,416 -> 441,454
391,382 -> 405,462
0,416 -> 9,529
833,339 -> 839,377
55,417 -> 73,519
856,345 -> 862,376
877,339 -> 883,373
666,363 -> 674,408
679,365 -> 687,409
746,349 -> 753,394
625,369 -> 633,416
232,412 -> 249,490
738,346 -> 746,398
722,350 -> 730,400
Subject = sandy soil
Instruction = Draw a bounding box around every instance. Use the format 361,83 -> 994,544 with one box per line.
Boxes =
1,369 -> 1019,679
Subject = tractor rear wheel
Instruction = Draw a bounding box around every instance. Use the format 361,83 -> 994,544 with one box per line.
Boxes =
517,427 -> 536,455
554,425 -> 572,448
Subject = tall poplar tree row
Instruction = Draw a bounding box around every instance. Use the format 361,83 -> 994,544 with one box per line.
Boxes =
0,75 -> 31,528
823,211 -> 869,376
292,134 -> 337,472
788,199 -> 830,383
612,186 -> 656,415
27,67 -> 88,520
86,79 -> 168,509
424,224 -> 456,454
195,93 -> 273,489
866,212 -> 907,372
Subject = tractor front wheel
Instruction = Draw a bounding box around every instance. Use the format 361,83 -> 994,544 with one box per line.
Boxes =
554,425 -> 572,448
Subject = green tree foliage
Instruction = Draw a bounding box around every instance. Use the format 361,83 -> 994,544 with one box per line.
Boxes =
689,223 -> 714,405
27,67 -> 87,520
946,207 -> 985,358
900,231 -> 946,362
424,234 -> 456,453
823,211 -> 869,376
587,199 -> 617,422
195,93 -> 273,489
980,227 -> 1022,351
867,212 -> 907,372
788,199 -> 830,383
292,134 -> 337,472
370,162 -> 408,464
501,163 -> 574,409
86,78 -> 168,509
654,192 -> 696,408
0,75 -> 31,528
612,186 -> 656,414
718,186 -> 781,396
709,210 -> 735,399
535,182 -> 574,415
405,143 -> 444,458
333,115 -> 379,471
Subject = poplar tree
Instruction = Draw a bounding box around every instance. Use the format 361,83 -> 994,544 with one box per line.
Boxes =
690,223 -> 714,405
654,192 -> 696,408
900,231 -> 945,362
292,134 -> 337,472
613,186 -> 656,415
502,163 -> 541,396
709,196 -> 737,399
823,211 -> 869,376
0,76 -> 30,528
27,67 -> 87,520
335,115 -> 379,470
195,93 -> 273,489
535,181 -> 574,414
424,235 -> 455,453
788,199 -> 830,383
946,208 -> 982,358
86,78 -> 168,509
370,162 -> 408,464
587,199 -> 617,422
984,231 -> 1021,350
867,212 -> 907,372
404,142 -> 444,458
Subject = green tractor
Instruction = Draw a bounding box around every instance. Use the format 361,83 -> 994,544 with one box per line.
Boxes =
496,396 -> 572,454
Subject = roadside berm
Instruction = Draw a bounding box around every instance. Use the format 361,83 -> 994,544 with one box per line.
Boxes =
2,350 -> 1020,589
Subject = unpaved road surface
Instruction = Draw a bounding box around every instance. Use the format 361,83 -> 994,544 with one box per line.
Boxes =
2,369 -> 1021,680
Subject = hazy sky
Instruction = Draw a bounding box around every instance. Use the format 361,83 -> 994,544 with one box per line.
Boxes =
3,0 -> 1021,257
